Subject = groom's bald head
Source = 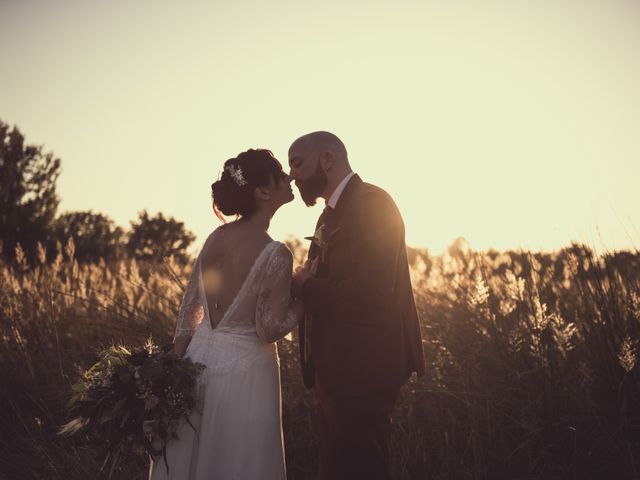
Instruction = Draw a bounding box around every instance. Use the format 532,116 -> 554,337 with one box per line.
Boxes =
288,131 -> 353,206
289,131 -> 349,165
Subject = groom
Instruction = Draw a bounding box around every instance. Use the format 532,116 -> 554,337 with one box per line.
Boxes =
290,131 -> 425,480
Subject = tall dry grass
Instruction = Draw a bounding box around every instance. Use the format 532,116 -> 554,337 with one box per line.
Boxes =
1,238 -> 639,479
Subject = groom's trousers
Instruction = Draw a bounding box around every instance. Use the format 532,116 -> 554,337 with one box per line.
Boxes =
315,375 -> 400,480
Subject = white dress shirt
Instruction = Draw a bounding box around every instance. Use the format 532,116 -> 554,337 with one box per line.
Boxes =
326,172 -> 356,209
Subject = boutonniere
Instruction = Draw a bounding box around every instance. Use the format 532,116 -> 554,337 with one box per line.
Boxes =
304,224 -> 341,262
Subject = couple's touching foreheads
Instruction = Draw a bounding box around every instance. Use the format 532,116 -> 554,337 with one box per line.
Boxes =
150,131 -> 425,480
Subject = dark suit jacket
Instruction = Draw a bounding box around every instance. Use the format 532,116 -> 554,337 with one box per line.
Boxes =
299,174 -> 426,396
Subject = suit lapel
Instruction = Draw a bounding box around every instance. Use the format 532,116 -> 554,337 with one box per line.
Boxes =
327,174 -> 362,229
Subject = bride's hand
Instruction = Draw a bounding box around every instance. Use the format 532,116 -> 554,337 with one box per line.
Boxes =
292,263 -> 312,298
294,257 -> 318,275
292,256 -> 319,297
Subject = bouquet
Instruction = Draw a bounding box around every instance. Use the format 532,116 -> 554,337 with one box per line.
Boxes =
59,338 -> 204,476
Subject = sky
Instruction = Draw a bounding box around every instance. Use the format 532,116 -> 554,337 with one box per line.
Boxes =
1,0 -> 639,255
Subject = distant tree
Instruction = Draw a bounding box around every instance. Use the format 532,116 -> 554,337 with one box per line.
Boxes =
127,210 -> 195,264
407,246 -> 432,276
0,120 -> 61,263
284,235 -> 307,268
54,210 -> 125,262
604,250 -> 640,279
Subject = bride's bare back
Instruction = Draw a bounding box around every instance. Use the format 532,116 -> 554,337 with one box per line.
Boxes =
200,222 -> 272,329
156,217 -> 304,479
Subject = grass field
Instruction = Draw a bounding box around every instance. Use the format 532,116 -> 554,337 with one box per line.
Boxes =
1,238 -> 639,479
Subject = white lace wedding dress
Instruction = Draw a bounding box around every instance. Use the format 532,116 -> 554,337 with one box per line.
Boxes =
149,231 -> 303,480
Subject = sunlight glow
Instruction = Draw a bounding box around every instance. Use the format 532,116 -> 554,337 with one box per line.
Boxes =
1,0 -> 639,254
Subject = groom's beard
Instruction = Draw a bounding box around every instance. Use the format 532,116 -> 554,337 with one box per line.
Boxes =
296,164 -> 328,207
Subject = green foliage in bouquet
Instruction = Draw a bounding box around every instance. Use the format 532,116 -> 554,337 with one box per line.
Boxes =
59,338 -> 204,477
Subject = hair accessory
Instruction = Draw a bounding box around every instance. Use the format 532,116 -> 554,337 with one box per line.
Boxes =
226,164 -> 248,187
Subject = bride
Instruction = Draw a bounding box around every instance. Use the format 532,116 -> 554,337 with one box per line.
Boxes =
149,149 -> 305,480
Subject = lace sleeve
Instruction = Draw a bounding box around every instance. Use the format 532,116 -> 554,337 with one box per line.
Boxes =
255,244 -> 304,343
173,253 -> 204,341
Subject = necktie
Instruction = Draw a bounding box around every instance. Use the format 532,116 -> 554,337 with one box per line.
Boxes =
322,205 -> 335,225
303,206 -> 334,367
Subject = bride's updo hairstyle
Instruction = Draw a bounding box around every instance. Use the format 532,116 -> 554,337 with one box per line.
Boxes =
211,149 -> 283,222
